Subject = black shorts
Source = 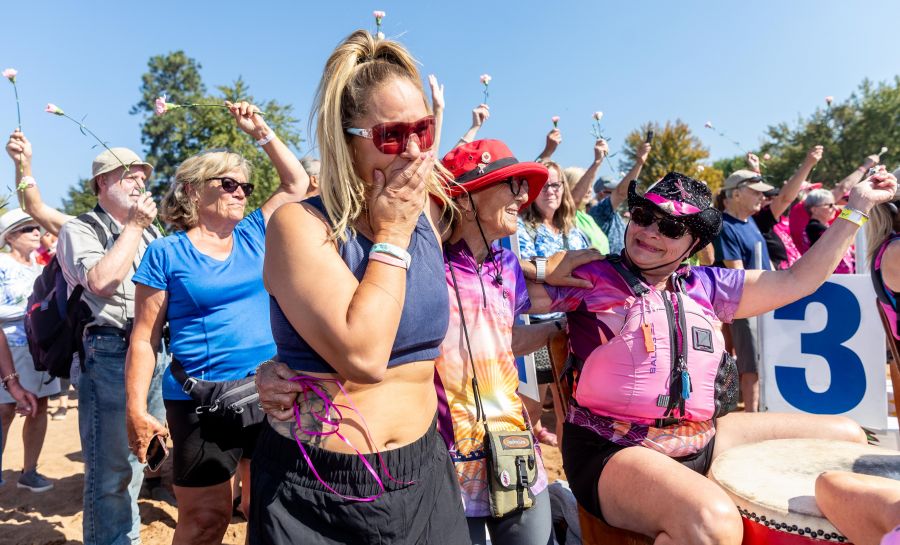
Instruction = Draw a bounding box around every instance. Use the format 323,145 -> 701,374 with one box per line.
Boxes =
561,421 -> 716,523
165,399 -> 261,488
249,415 -> 470,545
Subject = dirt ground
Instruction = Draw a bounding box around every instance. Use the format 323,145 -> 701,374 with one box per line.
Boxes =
0,400 -> 565,545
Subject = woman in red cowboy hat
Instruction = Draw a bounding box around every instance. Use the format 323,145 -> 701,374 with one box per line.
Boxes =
435,139 -> 568,544
527,169 -> 897,543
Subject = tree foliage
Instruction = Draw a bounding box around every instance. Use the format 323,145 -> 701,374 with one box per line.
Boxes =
62,178 -> 96,215
63,51 -> 305,215
756,77 -> 900,187
621,120 -> 724,194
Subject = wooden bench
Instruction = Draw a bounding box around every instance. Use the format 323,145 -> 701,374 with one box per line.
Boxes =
547,332 -> 653,545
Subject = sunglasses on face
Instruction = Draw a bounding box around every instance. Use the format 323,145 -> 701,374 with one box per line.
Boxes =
629,205 -> 690,239
345,115 -> 435,155
14,225 -> 40,235
208,177 -> 255,197
499,177 -> 528,197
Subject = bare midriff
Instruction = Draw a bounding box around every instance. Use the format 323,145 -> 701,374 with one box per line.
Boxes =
269,359 -> 438,454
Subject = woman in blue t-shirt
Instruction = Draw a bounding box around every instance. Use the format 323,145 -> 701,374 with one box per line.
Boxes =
124,101 -> 309,544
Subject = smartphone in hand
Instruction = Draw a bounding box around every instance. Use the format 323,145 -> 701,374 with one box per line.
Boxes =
645,130 -> 654,144
146,434 -> 169,472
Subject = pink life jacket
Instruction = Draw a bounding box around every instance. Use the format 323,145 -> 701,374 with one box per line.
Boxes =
573,257 -> 734,426
872,233 -> 900,340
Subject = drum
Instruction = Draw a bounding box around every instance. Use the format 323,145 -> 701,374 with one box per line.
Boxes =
710,439 -> 900,544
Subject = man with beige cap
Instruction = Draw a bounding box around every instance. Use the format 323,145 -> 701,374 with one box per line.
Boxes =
713,168 -> 775,414
56,147 -> 165,545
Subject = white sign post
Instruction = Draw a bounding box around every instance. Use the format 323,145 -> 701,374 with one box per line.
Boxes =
759,274 -> 888,431
500,233 -> 541,402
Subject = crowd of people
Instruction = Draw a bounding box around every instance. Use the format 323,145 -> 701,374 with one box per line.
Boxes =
0,28 -> 898,545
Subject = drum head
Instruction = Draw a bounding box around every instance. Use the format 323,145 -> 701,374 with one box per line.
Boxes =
710,439 -> 900,542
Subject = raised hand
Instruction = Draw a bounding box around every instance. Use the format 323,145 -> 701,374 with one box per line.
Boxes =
848,166 -> 898,213
746,152 -> 761,173
472,104 -> 490,128
428,74 -> 445,113
226,100 -> 269,140
594,139 -> 609,163
126,192 -> 158,230
6,130 -> 31,166
636,142 -> 652,164
806,145 -> 824,164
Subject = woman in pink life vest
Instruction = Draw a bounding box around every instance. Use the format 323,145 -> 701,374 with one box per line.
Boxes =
528,169 -> 898,544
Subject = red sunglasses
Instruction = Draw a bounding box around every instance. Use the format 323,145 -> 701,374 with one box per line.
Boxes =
346,115 -> 435,155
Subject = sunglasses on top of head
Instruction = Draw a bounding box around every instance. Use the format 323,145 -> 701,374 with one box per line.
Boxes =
629,205 -> 690,240
207,177 -> 255,196
345,115 -> 435,155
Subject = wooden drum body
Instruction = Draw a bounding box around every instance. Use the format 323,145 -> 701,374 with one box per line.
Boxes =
710,439 -> 900,544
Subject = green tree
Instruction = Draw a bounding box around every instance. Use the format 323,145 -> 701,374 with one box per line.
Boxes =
758,77 -> 900,187
62,178 -> 96,215
63,51 -> 304,214
621,120 -> 725,194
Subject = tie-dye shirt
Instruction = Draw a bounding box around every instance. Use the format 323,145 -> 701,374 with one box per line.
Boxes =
434,239 -> 548,517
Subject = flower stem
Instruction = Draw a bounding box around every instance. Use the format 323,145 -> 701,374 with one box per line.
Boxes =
12,82 -> 21,130
60,113 -> 132,173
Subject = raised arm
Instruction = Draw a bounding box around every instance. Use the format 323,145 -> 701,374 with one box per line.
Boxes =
570,139 -> 608,206
610,142 -> 651,210
832,154 -> 879,202
225,101 -> 310,223
536,128 -> 562,162
454,104 -> 490,149
735,171 -> 898,318
264,141 -> 433,384
428,75 -> 445,154
6,130 -> 73,235
125,285 -> 169,462
769,145 -> 823,218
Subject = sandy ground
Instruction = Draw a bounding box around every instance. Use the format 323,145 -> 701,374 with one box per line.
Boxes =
0,400 -> 565,545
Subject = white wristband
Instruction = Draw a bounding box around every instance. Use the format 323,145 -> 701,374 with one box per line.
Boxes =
256,131 -> 276,147
532,256 -> 547,283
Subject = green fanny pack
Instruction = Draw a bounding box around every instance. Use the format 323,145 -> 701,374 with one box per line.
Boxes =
483,427 -> 538,518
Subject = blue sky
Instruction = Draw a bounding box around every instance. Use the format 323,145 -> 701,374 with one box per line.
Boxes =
1,0 -> 898,207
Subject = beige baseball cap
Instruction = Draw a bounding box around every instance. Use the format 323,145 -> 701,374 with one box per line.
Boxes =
723,169 -> 774,192
90,147 -> 154,193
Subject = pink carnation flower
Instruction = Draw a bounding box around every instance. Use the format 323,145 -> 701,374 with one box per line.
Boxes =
880,146 -> 888,155
2,68 -> 17,82
593,111 -> 603,121
704,121 -> 713,129
373,10 -> 385,19
762,153 -> 771,161
825,96 -> 834,106
154,96 -> 169,116
44,103 -> 64,115
697,165 -> 706,173
480,74 -> 491,85
551,116 -> 560,128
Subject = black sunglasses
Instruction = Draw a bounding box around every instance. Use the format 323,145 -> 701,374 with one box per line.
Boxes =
208,177 -> 254,196
630,205 -> 690,239
14,224 -> 40,235
499,177 -> 528,197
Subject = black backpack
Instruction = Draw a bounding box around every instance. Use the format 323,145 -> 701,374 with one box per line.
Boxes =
26,213 -> 109,380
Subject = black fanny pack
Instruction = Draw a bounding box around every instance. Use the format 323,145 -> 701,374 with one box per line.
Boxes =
170,357 -> 265,429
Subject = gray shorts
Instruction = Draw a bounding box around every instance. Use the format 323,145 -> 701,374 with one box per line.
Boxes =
0,344 -> 60,403
731,318 -> 759,375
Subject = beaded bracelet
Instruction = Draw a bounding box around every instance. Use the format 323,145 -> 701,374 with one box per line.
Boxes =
1,371 -> 19,390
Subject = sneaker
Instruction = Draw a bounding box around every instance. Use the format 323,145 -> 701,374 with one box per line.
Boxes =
50,407 -> 68,421
17,470 -> 54,492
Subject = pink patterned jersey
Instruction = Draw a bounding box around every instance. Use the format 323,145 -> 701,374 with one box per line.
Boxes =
883,526 -> 900,545
434,240 -> 547,517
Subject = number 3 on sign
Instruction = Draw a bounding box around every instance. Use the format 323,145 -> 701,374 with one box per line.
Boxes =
772,282 -> 866,414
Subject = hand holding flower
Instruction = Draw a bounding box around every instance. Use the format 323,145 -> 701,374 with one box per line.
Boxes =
471,104 -> 489,128
6,130 -> 31,166
226,100 -> 269,140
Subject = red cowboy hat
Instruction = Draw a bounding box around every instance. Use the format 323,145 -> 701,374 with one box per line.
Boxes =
441,140 -> 548,208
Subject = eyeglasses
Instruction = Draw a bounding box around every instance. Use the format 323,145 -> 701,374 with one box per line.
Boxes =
346,115 -> 435,155
629,205 -> 690,239
500,177 -> 528,197
815,202 -> 836,209
14,225 -> 39,235
208,177 -> 255,196
542,182 -> 563,193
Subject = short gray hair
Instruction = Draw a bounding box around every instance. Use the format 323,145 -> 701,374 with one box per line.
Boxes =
299,157 -> 321,177
803,188 -> 834,211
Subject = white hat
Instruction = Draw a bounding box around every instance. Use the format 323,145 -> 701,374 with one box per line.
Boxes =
0,208 -> 36,247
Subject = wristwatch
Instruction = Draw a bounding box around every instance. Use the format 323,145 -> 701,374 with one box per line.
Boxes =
531,256 -> 547,283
